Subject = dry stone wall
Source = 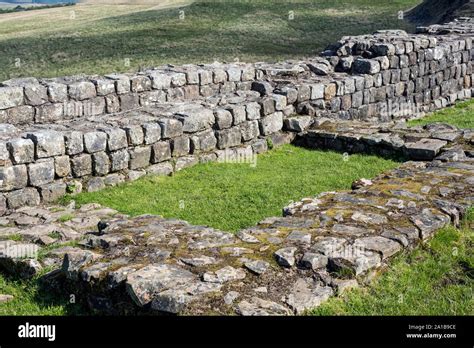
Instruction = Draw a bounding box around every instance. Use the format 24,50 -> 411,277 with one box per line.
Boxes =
0,18 -> 474,212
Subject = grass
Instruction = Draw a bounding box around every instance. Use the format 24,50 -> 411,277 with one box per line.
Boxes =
69,145 -> 399,232
0,0 -> 420,80
408,99 -> 474,129
312,209 -> 474,316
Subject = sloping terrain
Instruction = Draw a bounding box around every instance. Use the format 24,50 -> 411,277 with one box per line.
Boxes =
406,0 -> 474,25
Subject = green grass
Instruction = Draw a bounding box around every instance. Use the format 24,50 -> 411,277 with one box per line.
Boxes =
70,145 -> 399,232
408,99 -> 474,129
0,0 -> 420,80
312,209 -> 474,316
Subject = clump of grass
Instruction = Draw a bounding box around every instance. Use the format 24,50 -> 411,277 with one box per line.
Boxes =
408,100 -> 474,129
57,214 -> 74,223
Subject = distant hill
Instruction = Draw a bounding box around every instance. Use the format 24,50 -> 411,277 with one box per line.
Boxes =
406,0 -> 474,25
1,0 -> 77,4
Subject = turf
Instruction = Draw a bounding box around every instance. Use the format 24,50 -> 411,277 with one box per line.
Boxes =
408,99 -> 474,129
0,0 -> 420,80
70,145 -> 399,232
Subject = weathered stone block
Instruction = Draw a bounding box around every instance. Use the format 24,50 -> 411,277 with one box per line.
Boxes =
63,100 -> 83,119
86,177 -> 105,192
110,149 -> 130,172
6,106 -> 35,124
225,105 -> 246,125
0,165 -> 28,191
54,155 -> 71,178
245,102 -> 261,120
27,131 -> 65,158
216,127 -> 241,149
175,107 -> 215,133
259,112 -> 283,135
149,72 -> 171,89
171,136 -> 190,157
24,84 -> 47,106
142,123 -> 161,144
39,182 -> 66,203
353,58 -> 381,74
0,87 -> 23,110
158,118 -> 183,139
151,141 -> 171,163
64,131 -> 84,155
105,95 -> 120,113
28,159 -> 55,187
101,128 -> 128,151
129,146 -> 151,170
175,156 -> 198,171
92,78 -> 115,96
68,81 -> 96,101
6,188 -> 40,209
92,152 -> 110,176
70,154 -> 92,177
214,109 -> 233,129
123,125 -> 144,146
130,76 -> 152,92
84,131 -> 107,154
240,120 -> 260,141
190,129 -> 217,152
83,97 -> 106,116
7,139 -> 34,164
119,94 -> 140,111
147,162 -> 173,176
47,82 -> 68,102
35,103 -> 63,123
284,116 -> 312,132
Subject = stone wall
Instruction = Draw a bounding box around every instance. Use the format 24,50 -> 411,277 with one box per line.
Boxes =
0,18 -> 473,211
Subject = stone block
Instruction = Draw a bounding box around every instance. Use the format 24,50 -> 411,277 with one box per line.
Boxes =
225,104 -> 246,125
259,112 -> 283,135
158,118 -> 183,139
216,127 -> 241,149
175,107 -> 215,133
151,141 -> 171,163
129,146 -> 151,170
39,182 -> 67,203
240,120 -> 260,141
142,123 -> 161,144
171,136 -> 190,157
175,156 -> 198,171
147,162 -> 173,176
84,131 -> 107,153
47,82 -> 68,102
0,165 -> 28,191
92,152 -> 110,176
70,154 -> 92,177
101,128 -> 128,151
28,159 -> 55,186
6,188 -> 40,209
92,78 -> 116,96
6,106 -> 35,124
64,131 -> 84,155
7,139 -> 34,164
123,125 -> 144,146
86,177 -> 105,193
54,155 -> 71,178
353,58 -> 381,74
110,149 -> 130,172
35,103 -> 63,123
24,84 -> 48,106
190,129 -> 217,152
130,76 -> 152,92
149,72 -> 171,89
27,131 -> 65,158
119,94 -> 140,111
105,95 -> 120,113
245,102 -> 261,120
0,87 -> 23,110
214,109 -> 233,129
68,81 -> 96,101
284,116 -> 312,132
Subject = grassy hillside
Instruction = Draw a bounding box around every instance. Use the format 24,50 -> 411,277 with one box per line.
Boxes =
0,0 -> 420,80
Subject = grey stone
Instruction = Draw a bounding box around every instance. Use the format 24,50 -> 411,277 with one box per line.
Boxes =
123,125 -> 144,146
180,255 -> 218,267
239,120 -> 260,141
6,188 -> 40,209
5,106 -> 34,124
84,131 -> 107,154
125,264 -> 195,307
7,139 -> 34,164
353,236 -> 401,259
158,118 -> 183,139
39,182 -> 67,203
404,139 -> 447,160
300,252 -> 328,270
142,123 -> 161,144
28,159 -> 55,186
64,131 -> 84,155
274,247 -> 297,267
284,116 -> 312,132
190,129 -> 217,152
175,156 -> 198,171
216,127 -> 241,149
0,87 -> 23,110
70,154 -> 92,177
353,58 -> 381,74
102,128 -> 128,151
26,131 -> 65,158
203,266 -> 246,283
0,165 -> 28,190
129,146 -> 151,170
86,177 -> 105,192
151,141 -> 171,163
68,81 -> 96,100
175,107 -> 215,133
285,278 -> 333,314
92,152 -> 110,176
147,162 -> 173,176
259,112 -> 283,135
214,109 -> 233,129
244,260 -> 270,275
236,297 -> 292,316
171,136 -> 190,157
35,103 -> 63,123
47,82 -> 68,102
410,208 -> 450,240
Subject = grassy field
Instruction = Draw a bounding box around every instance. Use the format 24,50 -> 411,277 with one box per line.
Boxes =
408,99 -> 474,129
69,146 -> 399,232
0,0 -> 420,80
